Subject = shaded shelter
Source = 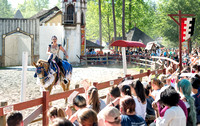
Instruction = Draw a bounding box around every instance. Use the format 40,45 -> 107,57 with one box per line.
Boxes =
86,40 -> 104,49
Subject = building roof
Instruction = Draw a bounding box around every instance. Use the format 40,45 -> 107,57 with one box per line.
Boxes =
14,10 -> 24,19
126,27 -> 154,45
40,10 -> 62,24
86,40 -> 104,49
30,6 -> 60,21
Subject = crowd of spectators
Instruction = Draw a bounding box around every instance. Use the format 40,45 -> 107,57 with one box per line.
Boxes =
6,47 -> 200,126
7,62 -> 200,126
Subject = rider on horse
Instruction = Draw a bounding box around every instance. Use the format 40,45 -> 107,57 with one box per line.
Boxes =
47,35 -> 69,84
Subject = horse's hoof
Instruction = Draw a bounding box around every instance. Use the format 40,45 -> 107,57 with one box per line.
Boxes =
64,79 -> 69,85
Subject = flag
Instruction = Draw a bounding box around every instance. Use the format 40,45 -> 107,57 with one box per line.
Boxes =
181,18 -> 195,42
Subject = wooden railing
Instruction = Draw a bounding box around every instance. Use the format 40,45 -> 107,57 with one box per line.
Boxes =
80,55 -> 179,71
0,67 -> 167,126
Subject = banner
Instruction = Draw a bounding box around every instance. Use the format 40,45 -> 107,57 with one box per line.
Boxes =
81,29 -> 85,55
181,18 -> 195,42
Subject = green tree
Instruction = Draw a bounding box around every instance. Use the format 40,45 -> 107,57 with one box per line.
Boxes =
18,0 -> 49,18
156,0 -> 200,47
0,0 -> 13,18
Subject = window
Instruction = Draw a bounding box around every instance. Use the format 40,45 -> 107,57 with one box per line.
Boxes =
81,12 -> 84,26
64,4 -> 75,24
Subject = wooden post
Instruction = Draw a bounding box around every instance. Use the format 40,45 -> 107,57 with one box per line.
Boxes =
139,69 -> 144,82
106,53 -> 109,65
145,57 -> 147,70
0,101 -> 8,126
168,11 -> 195,71
43,91 -> 49,126
85,55 -> 88,66
93,82 -> 98,88
172,64 -> 176,73
147,70 -> 151,85
163,68 -> 166,75
75,84 -> 79,89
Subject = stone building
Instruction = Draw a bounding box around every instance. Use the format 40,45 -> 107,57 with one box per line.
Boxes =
0,0 -> 87,66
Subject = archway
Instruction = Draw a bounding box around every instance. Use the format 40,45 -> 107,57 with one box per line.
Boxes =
5,33 -> 31,66
2,28 -> 34,66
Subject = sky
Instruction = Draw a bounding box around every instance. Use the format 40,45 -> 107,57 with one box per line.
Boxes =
8,0 -> 58,9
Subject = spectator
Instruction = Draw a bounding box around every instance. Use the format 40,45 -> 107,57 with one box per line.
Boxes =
105,85 -> 121,106
100,106 -> 121,126
51,117 -> 73,126
150,78 -> 163,100
65,95 -> 87,125
7,111 -> 23,126
77,108 -> 98,126
191,77 -> 200,124
48,107 -> 66,123
112,96 -> 146,126
178,79 -> 197,126
120,85 -> 132,97
156,87 -> 186,126
144,84 -> 155,116
87,86 -> 106,113
130,80 -> 147,119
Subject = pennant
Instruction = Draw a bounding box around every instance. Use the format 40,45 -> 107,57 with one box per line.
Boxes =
181,18 -> 195,42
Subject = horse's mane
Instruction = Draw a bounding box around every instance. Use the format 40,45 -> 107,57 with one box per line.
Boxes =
37,59 -> 48,64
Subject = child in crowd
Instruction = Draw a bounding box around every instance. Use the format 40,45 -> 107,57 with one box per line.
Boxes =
7,111 -> 23,126
130,80 -> 147,119
120,85 -> 132,97
150,78 -> 163,100
65,95 -> 87,125
144,84 -> 155,120
48,107 -> 66,123
86,86 -> 106,113
105,85 -> 121,109
77,108 -> 98,126
50,117 -> 73,126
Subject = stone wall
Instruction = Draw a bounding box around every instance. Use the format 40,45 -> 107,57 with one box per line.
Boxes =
0,19 -> 39,66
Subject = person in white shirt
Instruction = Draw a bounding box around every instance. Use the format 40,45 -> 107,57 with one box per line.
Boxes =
156,87 -> 186,126
130,80 -> 147,119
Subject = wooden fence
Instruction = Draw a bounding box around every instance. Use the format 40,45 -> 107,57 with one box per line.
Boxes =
0,68 -> 168,126
80,55 -> 179,71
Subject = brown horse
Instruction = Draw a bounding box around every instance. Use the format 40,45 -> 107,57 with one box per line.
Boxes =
33,59 -> 71,103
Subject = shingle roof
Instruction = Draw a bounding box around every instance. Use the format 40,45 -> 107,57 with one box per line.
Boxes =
40,10 -> 62,24
126,27 -> 154,45
29,6 -> 60,20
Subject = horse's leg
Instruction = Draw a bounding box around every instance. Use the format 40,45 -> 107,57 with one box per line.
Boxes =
60,80 -> 68,104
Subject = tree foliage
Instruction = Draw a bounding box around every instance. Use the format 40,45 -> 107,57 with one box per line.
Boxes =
155,0 -> 200,47
86,0 -> 157,44
0,0 -> 13,18
17,0 -> 49,18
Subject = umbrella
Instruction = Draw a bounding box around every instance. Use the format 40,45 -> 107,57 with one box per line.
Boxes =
110,40 -> 146,76
110,40 -> 146,47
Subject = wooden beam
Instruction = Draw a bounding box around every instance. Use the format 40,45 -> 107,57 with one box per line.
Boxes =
24,105 -> 42,125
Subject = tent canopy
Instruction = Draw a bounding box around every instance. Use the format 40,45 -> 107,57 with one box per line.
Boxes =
110,40 -> 146,48
86,40 -> 104,49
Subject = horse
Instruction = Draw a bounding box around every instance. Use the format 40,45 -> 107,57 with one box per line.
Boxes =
33,58 -> 72,103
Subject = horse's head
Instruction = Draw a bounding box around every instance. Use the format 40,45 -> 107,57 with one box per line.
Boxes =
33,60 -> 49,85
